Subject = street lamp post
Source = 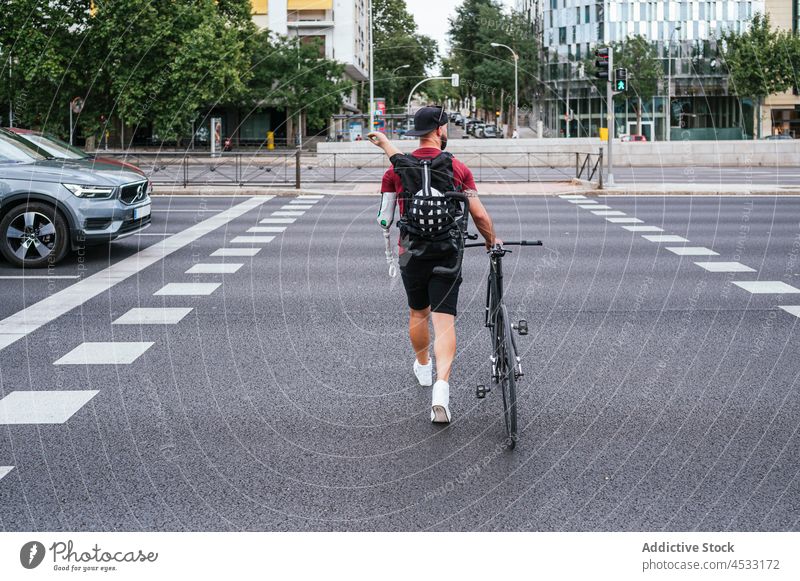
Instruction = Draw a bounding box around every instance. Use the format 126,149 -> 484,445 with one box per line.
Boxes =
666,25 -> 681,142
491,42 -> 518,136
391,64 -> 410,75
406,76 -> 460,119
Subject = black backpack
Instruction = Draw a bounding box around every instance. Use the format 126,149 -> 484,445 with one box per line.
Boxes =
391,152 -> 466,260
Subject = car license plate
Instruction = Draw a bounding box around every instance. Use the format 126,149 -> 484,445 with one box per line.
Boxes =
133,204 -> 151,220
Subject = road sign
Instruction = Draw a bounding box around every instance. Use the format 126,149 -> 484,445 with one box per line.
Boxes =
70,97 -> 84,114
451,74 -> 460,87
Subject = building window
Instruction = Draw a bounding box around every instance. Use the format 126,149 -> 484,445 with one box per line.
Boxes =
550,0 -> 557,10
559,26 -> 567,44
576,7 -> 581,24
585,5 -> 590,23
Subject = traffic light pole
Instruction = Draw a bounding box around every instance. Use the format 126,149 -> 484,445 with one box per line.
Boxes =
606,48 -> 615,187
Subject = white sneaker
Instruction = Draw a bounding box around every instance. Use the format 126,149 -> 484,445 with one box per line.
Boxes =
413,358 -> 433,387
431,380 -> 451,423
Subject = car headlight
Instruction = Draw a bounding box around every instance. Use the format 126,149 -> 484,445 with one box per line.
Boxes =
62,183 -> 116,199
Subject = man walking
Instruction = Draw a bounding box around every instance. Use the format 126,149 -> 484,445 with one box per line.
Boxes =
368,106 -> 498,424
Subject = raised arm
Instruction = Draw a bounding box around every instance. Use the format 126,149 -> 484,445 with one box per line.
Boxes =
367,132 -> 403,159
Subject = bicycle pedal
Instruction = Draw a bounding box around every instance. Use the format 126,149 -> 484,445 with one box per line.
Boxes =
476,384 -> 490,399
514,319 -> 529,336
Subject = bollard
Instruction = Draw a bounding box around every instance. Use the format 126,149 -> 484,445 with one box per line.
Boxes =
295,149 -> 301,189
598,148 -> 604,190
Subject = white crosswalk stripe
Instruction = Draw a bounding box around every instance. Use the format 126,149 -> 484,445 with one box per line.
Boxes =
231,236 -> 276,244
113,308 -> 193,325
154,283 -> 221,296
54,342 -> 154,365
623,226 -> 664,232
779,306 -> 800,318
186,263 -> 243,274
272,211 -> 305,217
0,466 -> 13,481
282,205 -> 313,210
592,210 -> 626,216
607,217 -> 644,224
666,247 -> 719,256
211,248 -> 261,257
0,391 -> 98,424
643,235 -> 690,243
247,226 -> 287,233
733,281 -> 800,294
260,218 -> 296,224
695,262 -> 756,273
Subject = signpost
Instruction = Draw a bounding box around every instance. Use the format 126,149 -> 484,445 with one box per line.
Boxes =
69,97 -> 84,146
211,117 -> 222,157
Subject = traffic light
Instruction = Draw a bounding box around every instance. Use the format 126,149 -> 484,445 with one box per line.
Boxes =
614,68 -> 627,92
594,47 -> 611,80
496,110 -> 501,118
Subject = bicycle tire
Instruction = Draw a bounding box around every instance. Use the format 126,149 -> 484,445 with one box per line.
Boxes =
498,305 -> 518,449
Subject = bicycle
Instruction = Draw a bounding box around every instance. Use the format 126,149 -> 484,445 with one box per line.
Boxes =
430,192 -> 543,449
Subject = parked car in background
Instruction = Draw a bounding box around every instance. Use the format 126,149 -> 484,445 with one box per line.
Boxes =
5,127 -> 146,176
620,134 -> 647,142
0,129 -> 151,268
482,124 -> 502,138
473,123 -> 487,138
454,114 -> 465,126
765,134 -> 794,140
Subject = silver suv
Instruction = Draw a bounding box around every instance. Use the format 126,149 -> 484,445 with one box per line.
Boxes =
0,129 -> 151,268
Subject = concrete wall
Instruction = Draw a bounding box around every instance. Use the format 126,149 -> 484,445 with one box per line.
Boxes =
317,138 -> 800,167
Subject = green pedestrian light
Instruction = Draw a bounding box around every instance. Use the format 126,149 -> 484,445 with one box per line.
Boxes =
616,80 -> 626,91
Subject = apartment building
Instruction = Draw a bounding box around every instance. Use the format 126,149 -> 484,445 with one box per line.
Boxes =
764,1 -> 800,136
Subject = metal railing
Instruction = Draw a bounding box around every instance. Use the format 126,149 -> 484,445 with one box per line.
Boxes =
97,150 -> 603,189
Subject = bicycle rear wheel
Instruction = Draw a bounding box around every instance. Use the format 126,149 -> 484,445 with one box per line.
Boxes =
497,305 -> 518,449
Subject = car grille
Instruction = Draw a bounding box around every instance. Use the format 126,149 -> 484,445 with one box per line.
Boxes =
119,181 -> 148,204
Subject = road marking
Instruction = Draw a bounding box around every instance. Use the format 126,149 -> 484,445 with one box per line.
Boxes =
289,199 -> 319,204
55,342 -> 154,365
211,248 -> 261,257
580,204 -> 611,210
0,275 -> 80,280
272,211 -> 305,217
779,306 -> 800,318
559,195 -> 587,199
231,236 -> 276,244
591,210 -> 626,216
186,263 -> 243,274
666,247 -> 719,256
733,281 -> 800,294
154,283 -> 221,296
695,262 -> 756,273
281,204 -> 313,210
643,235 -> 690,243
622,225 -> 664,232
296,195 -> 324,199
135,233 -> 178,237
607,217 -> 644,224
0,197 -> 272,353
0,466 -> 12,481
113,308 -> 193,325
260,218 -> 296,224
247,226 -> 286,233
0,391 -> 98,424
568,200 -> 596,204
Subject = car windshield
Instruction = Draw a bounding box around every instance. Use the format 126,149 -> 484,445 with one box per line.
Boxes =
20,132 -> 88,159
0,132 -> 47,163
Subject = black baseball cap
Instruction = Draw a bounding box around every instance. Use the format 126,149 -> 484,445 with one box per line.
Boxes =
406,105 -> 449,137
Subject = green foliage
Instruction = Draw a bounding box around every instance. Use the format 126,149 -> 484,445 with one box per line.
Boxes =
610,35 -> 662,132
372,0 -> 438,113
248,32 -> 345,132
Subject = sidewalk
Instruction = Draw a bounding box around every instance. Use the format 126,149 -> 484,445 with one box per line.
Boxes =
151,181 -> 800,197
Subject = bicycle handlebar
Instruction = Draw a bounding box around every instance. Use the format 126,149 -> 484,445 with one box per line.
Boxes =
464,240 -> 543,248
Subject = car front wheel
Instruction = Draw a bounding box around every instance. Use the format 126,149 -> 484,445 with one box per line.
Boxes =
0,202 -> 70,268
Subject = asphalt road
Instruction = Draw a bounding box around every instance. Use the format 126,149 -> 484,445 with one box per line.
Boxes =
1,193 -> 799,532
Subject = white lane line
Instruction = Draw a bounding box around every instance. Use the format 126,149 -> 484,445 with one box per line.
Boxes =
211,248 -> 261,257
272,211 -> 305,217
568,200 -> 596,204
247,226 -> 286,233
281,204 -> 313,210
591,210 -> 626,216
0,275 -> 80,280
622,225 -> 664,232
666,247 -> 719,256
135,233 -> 179,237
607,217 -> 644,224
54,342 -> 154,365
296,195 -> 324,199
289,199 -> 319,205
186,263 -> 243,275
0,391 -> 98,424
113,308 -> 193,325
231,236 -> 275,244
154,283 -> 221,296
733,281 -> 800,294
579,204 -> 612,210
779,306 -> 800,318
260,218 -> 296,224
559,195 -> 587,199
0,197 -> 272,353
642,235 -> 690,243
0,466 -> 13,481
695,262 -> 756,273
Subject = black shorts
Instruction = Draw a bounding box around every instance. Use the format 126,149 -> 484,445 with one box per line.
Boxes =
400,255 -> 463,316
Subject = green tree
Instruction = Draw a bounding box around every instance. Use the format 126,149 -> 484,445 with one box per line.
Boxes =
87,0 -> 254,144
248,32 -> 345,142
611,35 -> 662,135
372,0 -> 437,115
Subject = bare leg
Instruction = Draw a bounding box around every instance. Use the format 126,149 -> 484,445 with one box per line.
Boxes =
431,312 -> 456,382
409,308 -> 431,365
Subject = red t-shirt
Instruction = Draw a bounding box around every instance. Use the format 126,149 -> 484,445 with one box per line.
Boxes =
380,147 -> 477,215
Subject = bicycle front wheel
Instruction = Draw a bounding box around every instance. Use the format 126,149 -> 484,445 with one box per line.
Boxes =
498,305 -> 518,449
